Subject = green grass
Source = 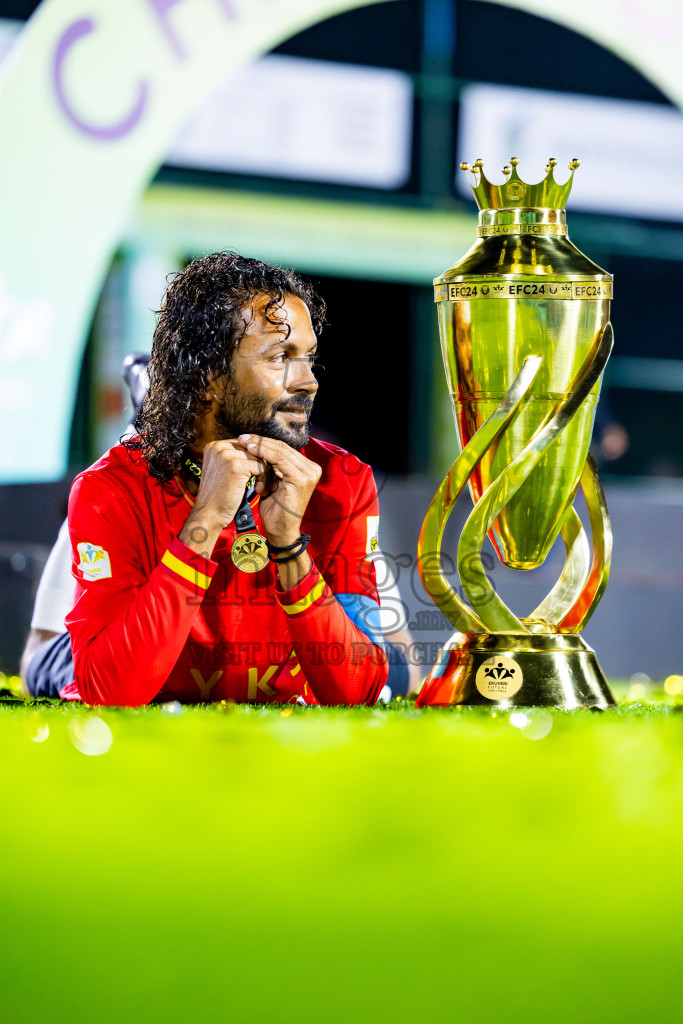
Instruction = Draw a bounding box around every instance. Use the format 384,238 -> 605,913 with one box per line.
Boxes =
1,694 -> 682,1023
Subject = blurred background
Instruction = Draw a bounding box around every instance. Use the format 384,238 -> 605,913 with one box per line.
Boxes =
1,0 -> 682,681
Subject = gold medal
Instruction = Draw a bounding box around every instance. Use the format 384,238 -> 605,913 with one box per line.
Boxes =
231,532 -> 269,573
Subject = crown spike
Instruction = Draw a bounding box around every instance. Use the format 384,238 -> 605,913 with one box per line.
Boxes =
460,156 -> 580,211
461,160 -> 485,190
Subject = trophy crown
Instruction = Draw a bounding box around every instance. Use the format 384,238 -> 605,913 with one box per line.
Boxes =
460,157 -> 580,211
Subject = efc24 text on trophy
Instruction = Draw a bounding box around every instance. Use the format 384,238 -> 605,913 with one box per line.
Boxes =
416,158 -> 616,709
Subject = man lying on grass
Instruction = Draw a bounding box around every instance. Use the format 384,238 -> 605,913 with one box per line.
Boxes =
24,254 -> 389,706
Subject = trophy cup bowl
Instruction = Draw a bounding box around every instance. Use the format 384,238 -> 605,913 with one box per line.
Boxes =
416,158 -> 616,709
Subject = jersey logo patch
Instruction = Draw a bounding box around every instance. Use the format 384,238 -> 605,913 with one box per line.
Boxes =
77,542 -> 112,581
366,515 -> 379,555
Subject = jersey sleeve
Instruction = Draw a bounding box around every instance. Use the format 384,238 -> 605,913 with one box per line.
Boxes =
277,462 -> 388,706
65,470 -> 216,706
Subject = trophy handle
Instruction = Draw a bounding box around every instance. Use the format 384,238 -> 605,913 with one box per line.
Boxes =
418,354 -> 542,632
529,507 -> 590,626
559,452 -> 612,631
457,323 -> 614,630
530,453 -> 612,632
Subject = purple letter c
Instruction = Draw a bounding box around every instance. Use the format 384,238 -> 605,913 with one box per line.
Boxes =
53,19 -> 148,140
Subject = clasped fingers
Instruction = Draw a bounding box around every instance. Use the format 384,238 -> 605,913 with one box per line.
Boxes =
237,434 -> 321,486
202,439 -> 267,480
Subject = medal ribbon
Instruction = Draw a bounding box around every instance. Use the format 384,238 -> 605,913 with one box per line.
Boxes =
182,451 -> 267,572
183,452 -> 256,533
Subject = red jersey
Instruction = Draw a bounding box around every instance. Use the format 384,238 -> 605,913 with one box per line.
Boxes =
64,438 -> 388,707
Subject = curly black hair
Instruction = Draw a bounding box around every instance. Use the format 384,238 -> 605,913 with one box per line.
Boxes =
124,252 -> 326,482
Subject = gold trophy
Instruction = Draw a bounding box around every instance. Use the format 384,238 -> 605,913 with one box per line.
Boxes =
416,158 -> 616,708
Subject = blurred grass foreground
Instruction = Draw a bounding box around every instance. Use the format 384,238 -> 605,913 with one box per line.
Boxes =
1,694 -> 682,1023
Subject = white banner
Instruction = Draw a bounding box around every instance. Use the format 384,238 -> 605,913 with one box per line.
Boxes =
168,54 -> 412,189
458,83 -> 683,220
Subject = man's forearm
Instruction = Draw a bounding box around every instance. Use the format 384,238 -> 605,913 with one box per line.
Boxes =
68,537 -> 216,706
274,565 -> 388,706
178,513 -> 222,558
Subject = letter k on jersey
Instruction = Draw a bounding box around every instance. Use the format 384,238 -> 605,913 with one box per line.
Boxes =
247,666 -> 278,700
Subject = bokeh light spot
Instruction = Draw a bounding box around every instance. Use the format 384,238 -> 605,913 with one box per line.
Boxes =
520,711 -> 553,740
27,720 -> 49,743
510,710 -> 553,740
160,701 -> 183,716
510,712 -> 530,729
68,716 -> 113,756
664,675 -> 683,696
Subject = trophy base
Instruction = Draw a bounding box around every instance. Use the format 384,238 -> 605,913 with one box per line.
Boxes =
415,631 -> 616,709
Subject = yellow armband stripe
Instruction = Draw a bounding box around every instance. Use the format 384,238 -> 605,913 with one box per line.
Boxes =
279,575 -> 327,615
161,549 -> 212,590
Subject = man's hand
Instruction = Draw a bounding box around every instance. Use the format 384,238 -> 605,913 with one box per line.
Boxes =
237,433 -> 321,547
179,440 -> 267,555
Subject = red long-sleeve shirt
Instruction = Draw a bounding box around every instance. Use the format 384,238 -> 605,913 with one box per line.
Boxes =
64,437 -> 387,706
